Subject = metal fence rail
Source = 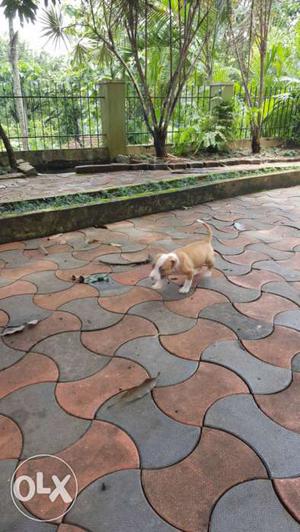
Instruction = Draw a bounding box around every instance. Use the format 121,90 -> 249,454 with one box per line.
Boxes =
126,82 -> 300,144
0,83 -> 105,151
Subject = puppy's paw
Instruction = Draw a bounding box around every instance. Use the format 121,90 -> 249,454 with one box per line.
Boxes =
179,285 -> 190,294
152,282 -> 163,290
202,270 -> 212,278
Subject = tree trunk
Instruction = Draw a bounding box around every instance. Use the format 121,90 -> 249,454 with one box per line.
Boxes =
8,18 -> 29,151
0,123 -> 17,170
153,128 -> 167,158
251,124 -> 261,154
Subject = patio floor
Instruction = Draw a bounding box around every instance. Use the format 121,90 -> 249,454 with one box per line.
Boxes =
0,186 -> 300,531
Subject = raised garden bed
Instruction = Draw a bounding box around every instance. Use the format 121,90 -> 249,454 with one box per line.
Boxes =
0,167 -> 299,244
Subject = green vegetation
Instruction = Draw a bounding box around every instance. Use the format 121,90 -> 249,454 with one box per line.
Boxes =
0,166 -> 297,218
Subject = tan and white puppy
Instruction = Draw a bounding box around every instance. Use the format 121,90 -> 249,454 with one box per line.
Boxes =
150,220 -> 214,293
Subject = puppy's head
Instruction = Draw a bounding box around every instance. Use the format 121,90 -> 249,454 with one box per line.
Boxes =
150,253 -> 177,284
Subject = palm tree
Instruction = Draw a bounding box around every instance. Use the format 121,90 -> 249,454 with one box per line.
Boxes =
43,0 -> 223,158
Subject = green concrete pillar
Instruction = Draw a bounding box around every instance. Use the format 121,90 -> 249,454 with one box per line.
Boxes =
100,80 -> 127,160
209,83 -> 234,109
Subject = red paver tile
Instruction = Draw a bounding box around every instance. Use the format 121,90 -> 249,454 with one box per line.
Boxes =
0,310 -> 9,327
278,254 -> 300,271
235,293 -> 297,322
56,358 -> 148,418
228,269 -> 282,289
0,260 -> 57,282
161,318 -> 237,360
219,235 -> 254,248
0,280 -> 37,299
243,326 -> 300,368
81,315 -> 157,356
111,264 -> 152,285
154,362 -> 248,426
165,289 -> 228,318
270,238 -> 300,251
256,374 -> 300,433
99,286 -> 161,313
226,250 -> 268,265
34,284 -> 98,310
0,241 -> 24,251
24,244 -> 73,259
55,262 -> 111,281
3,311 -> 81,351
0,352 -> 58,399
275,478 -> 300,523
143,427 -> 267,532
0,414 -> 22,459
21,420 -> 139,522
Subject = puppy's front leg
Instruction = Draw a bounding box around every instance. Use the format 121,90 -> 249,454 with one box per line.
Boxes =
152,278 -> 167,290
179,277 -> 193,294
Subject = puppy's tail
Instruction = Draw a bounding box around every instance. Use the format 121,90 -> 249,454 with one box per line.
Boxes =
197,219 -> 213,242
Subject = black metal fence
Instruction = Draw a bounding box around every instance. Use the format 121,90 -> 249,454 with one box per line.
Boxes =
1,81 -> 299,151
126,82 -> 300,145
0,83 -> 105,151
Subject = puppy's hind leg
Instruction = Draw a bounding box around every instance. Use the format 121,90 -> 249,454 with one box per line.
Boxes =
203,256 -> 214,278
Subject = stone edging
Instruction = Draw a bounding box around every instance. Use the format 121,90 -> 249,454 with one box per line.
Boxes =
0,169 -> 299,244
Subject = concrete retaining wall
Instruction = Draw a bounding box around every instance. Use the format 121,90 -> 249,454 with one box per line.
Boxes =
0,169 -> 299,244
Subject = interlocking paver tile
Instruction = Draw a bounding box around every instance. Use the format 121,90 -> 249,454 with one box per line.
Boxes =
200,302 -> 272,339
254,259 -> 300,282
202,340 -> 291,393
248,242 -> 293,260
97,393 -> 200,468
60,298 -> 123,330
0,339 -> 25,370
116,336 -> 197,385
263,281 -> 300,305
205,394 -> 300,477
2,310 -> 81,351
34,283 -> 98,309
66,470 -> 177,531
153,362 -> 247,425
161,318 -> 236,360
243,325 -> 300,368
214,253 -> 251,275
81,315 -> 157,355
256,374 -> 300,432
0,383 -> 89,457
0,260 -> 57,283
143,428 -> 267,532
0,352 -> 58,399
128,301 -> 196,334
99,286 -> 161,313
55,261 -> 111,281
0,294 -> 51,326
0,415 -> 22,459
275,310 -> 300,331
0,460 -> 57,531
210,480 -> 300,532
275,478 -> 300,523
35,331 -> 109,380
197,272 -> 260,302
0,280 -> 36,299
18,420 -> 139,522
24,270 -> 72,293
235,293 -> 298,322
164,288 -> 228,317
0,186 -> 299,530
228,269 -> 282,289
56,358 -> 148,418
